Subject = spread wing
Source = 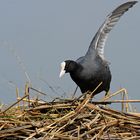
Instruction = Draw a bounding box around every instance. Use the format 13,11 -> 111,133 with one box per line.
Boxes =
86,1 -> 137,60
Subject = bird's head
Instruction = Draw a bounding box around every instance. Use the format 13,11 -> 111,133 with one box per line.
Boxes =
59,60 -> 80,78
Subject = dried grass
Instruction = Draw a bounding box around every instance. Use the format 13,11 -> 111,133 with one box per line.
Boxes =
0,83 -> 140,140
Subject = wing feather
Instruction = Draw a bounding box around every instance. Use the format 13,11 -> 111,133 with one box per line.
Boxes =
86,1 -> 137,60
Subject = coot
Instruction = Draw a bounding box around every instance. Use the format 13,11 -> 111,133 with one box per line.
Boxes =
59,1 -> 137,96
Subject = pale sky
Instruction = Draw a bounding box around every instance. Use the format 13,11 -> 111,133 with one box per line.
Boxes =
0,0 -> 139,110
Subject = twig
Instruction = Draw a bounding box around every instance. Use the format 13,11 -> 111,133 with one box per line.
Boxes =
3,42 -> 31,83
121,90 -> 125,112
90,100 -> 140,105
16,87 -> 20,109
25,83 -> 30,108
1,94 -> 29,114
102,88 -> 127,101
29,87 -> 47,96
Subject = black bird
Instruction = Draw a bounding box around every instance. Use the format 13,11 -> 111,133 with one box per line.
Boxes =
59,1 -> 137,96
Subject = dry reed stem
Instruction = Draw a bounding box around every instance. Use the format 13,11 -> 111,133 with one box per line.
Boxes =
1,94 -> 29,114
29,87 -> 47,96
0,84 -> 140,140
16,87 -> 20,109
121,91 -> 125,112
102,88 -> 127,101
92,99 -> 140,104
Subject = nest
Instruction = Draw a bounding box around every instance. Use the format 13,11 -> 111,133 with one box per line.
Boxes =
0,84 -> 140,140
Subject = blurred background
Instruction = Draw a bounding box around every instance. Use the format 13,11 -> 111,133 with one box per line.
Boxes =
0,0 -> 139,110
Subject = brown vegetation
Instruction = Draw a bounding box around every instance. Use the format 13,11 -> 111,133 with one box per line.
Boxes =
0,84 -> 140,140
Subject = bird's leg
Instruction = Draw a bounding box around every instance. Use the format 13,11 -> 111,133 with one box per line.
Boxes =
72,86 -> 78,99
100,90 -> 111,107
105,90 -> 110,97
77,92 -> 87,101
71,91 -> 89,105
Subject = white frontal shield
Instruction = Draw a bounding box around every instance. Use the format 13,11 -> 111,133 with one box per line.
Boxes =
59,62 -> 66,78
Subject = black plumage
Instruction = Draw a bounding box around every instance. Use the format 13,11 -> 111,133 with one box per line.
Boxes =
59,1 -> 137,96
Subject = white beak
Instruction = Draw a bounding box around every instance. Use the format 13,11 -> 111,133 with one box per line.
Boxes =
59,62 -> 66,78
